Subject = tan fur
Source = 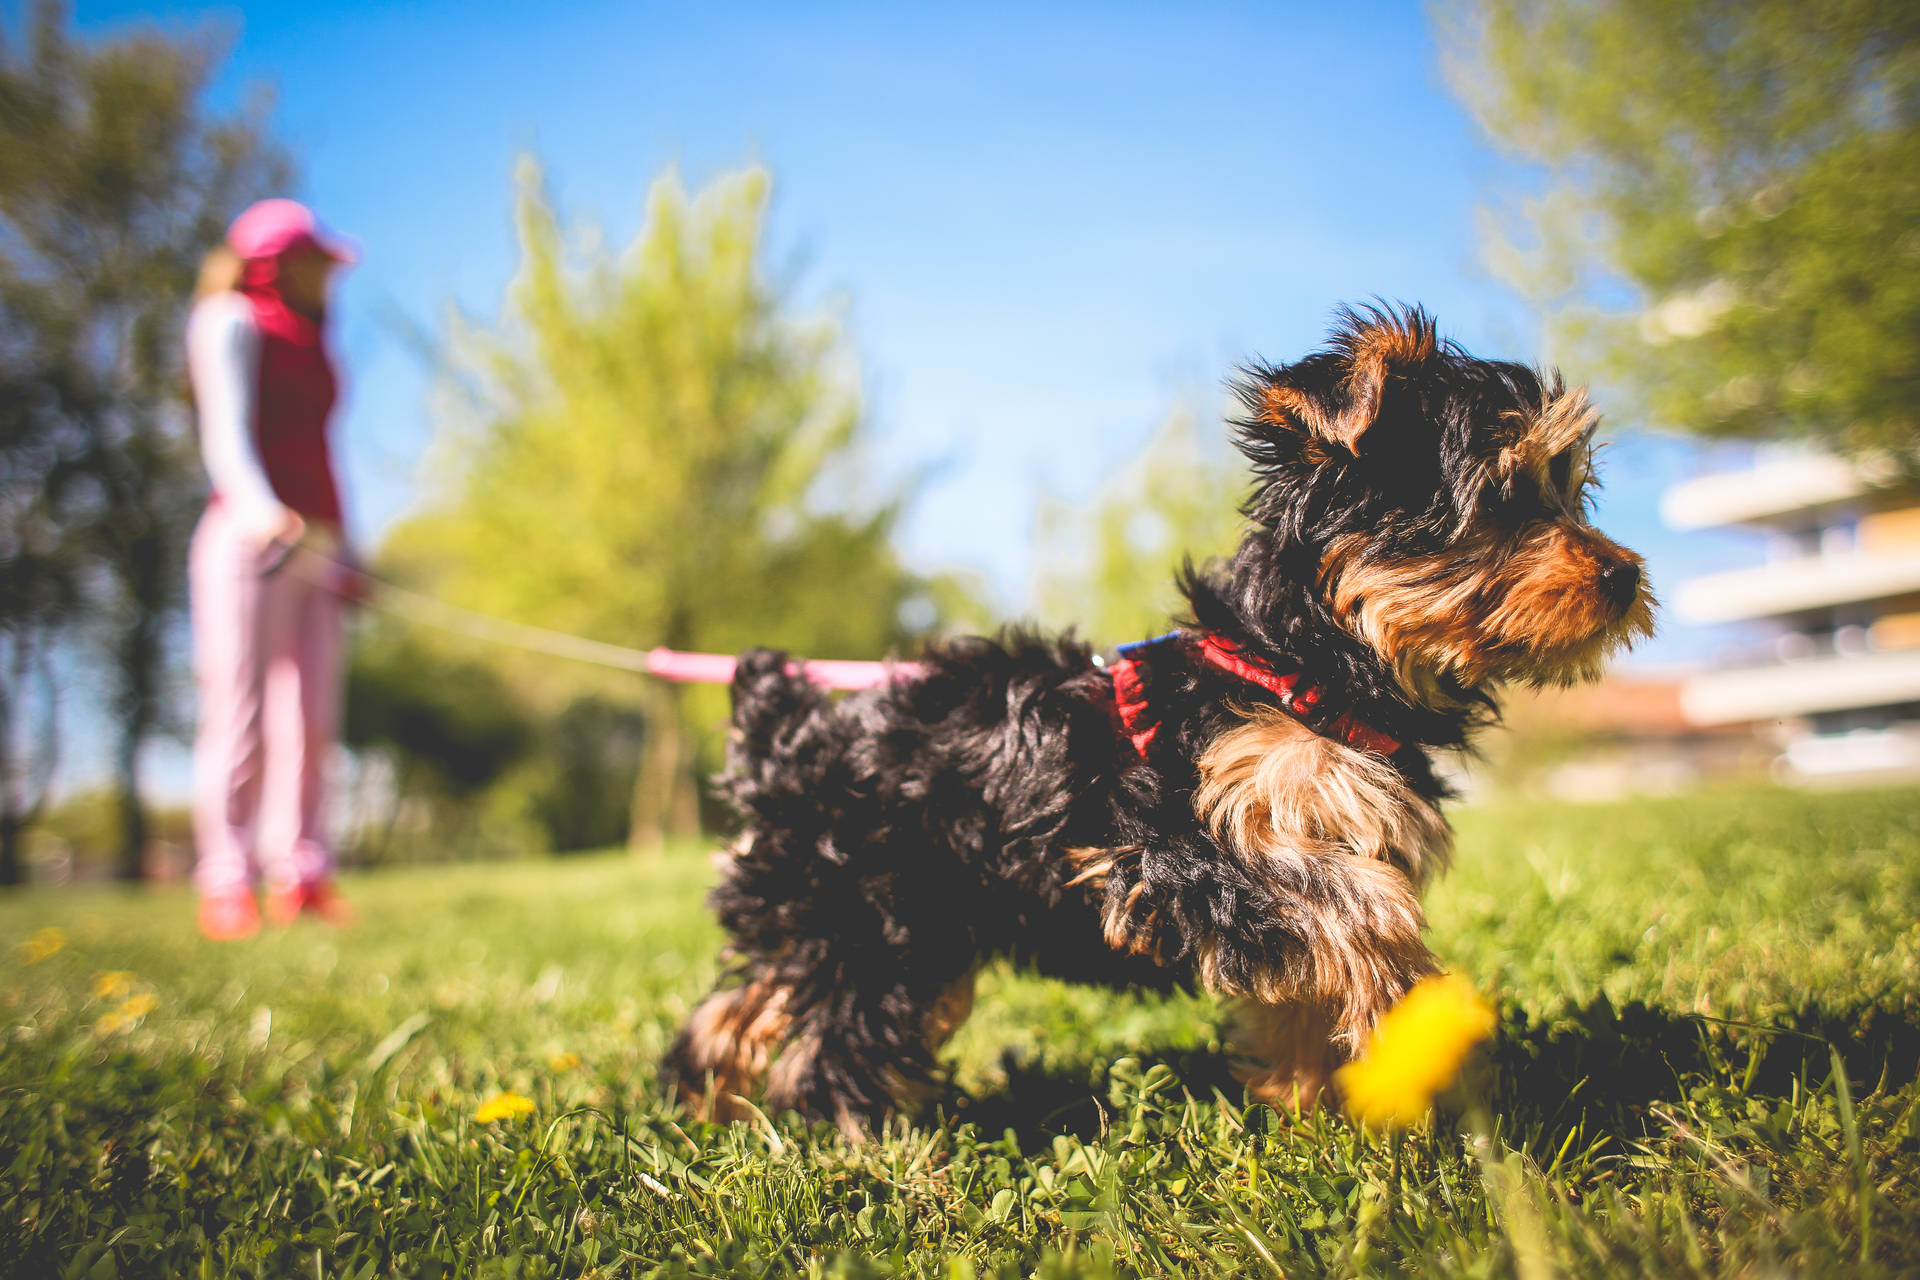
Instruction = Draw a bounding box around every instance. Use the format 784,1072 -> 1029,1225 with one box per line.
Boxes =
753,973 -> 975,1140
1498,385 -> 1599,491
762,1028 -> 822,1111
1064,844 -> 1175,962
1225,996 -> 1346,1111
1187,858 -> 1434,1049
1324,522 -> 1655,701
1063,844 -> 1122,888
675,976 -> 795,1121
758,1029 -> 875,1142
1106,880 -> 1170,961
1194,706 -> 1451,883
1258,384 -> 1339,460
1258,312 -> 1439,456
1336,313 -> 1438,453
925,973 -> 976,1051
1191,708 -> 1445,1047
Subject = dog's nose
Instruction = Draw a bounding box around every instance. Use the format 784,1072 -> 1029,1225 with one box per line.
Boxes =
1600,560 -> 1641,610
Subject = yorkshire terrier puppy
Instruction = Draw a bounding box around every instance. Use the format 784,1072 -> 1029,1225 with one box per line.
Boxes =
663,305 -> 1655,1135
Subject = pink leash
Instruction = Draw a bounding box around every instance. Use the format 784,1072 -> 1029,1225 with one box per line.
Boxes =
275,539 -> 924,693
643,648 -> 925,692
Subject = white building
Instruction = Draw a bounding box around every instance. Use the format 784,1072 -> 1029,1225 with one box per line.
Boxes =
1661,448 -> 1920,781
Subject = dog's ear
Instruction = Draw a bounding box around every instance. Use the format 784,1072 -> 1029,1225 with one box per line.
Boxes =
1248,306 -> 1439,458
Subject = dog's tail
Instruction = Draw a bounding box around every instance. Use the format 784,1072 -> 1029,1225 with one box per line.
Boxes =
721,647 -> 836,811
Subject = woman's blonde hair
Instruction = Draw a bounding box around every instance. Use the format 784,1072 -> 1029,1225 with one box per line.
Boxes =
195,244 -> 243,300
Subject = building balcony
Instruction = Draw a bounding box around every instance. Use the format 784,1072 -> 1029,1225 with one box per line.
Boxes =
1672,548 -> 1920,625
1780,724 -> 1920,779
1660,452 -> 1900,532
1680,649 -> 1920,725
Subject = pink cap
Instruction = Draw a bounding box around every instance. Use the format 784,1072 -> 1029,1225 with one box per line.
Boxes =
226,199 -> 357,264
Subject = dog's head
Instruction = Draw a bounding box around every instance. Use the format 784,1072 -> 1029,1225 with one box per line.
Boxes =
1232,304 -> 1655,703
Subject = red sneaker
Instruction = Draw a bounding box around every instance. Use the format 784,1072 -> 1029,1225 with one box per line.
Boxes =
266,880 -> 354,927
198,891 -> 260,941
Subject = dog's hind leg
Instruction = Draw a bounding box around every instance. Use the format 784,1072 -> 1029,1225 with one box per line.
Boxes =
1224,996 -> 1346,1114
681,645 -> 989,1134
661,968 -> 800,1123
663,935 -> 977,1136
756,964 -> 976,1139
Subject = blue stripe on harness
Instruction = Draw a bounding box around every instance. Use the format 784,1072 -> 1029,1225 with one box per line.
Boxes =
1115,630 -> 1185,658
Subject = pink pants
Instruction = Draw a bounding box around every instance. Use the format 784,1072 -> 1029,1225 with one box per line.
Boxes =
190,502 -> 344,896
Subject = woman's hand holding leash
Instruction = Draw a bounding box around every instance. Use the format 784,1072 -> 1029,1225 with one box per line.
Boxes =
258,517 -> 371,607
331,544 -> 374,607
256,506 -> 308,577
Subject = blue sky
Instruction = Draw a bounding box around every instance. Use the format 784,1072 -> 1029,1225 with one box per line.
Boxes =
38,0 -> 1763,790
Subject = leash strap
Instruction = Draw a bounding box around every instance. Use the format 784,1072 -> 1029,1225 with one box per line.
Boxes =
280,540 -> 918,688
274,542 -> 1392,742
644,648 -> 924,691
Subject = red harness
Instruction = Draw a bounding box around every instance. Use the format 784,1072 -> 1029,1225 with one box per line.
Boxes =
642,631 -> 1401,761
1108,632 -> 1401,760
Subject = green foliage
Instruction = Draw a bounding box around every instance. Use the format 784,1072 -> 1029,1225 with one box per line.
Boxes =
390,159 -> 958,846
1439,0 -> 1920,453
1031,403 -> 1247,647
0,0 -> 289,877
16,786 -> 190,877
341,622 -> 545,864
521,697 -> 649,853
2,784 -> 1917,1275
346,626 -> 536,799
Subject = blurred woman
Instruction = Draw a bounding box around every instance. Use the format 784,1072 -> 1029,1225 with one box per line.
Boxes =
187,199 -> 358,940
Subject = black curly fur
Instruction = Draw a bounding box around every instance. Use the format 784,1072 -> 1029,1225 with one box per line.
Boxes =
662,303 -> 1650,1130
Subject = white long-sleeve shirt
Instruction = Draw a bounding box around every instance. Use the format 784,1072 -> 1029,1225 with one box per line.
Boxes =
187,293 -> 285,540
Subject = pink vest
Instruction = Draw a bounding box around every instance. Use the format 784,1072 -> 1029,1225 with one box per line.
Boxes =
237,269 -> 342,526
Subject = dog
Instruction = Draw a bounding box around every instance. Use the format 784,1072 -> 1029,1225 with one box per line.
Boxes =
662,304 -> 1655,1135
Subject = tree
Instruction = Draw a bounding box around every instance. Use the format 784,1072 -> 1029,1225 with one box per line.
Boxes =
0,2 -> 289,878
523,697 -> 648,853
393,160 -> 951,850
343,623 -> 537,862
0,630 -> 60,886
1031,401 -> 1247,646
1438,0 -> 1920,454
0,304 -> 77,885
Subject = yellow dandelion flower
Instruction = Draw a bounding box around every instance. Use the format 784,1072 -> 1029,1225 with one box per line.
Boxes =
16,926 -> 66,965
548,1051 -> 581,1072
97,992 -> 157,1034
93,970 -> 134,1000
474,1091 -> 536,1123
1335,973 -> 1496,1130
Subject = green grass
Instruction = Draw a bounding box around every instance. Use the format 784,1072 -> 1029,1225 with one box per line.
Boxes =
3,784 -> 1919,1277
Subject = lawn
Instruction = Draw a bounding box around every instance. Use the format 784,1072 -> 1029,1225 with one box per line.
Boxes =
3,784 -> 1918,1277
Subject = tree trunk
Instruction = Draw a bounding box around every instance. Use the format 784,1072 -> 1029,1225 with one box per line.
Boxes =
669,727 -> 701,838
0,652 -> 19,888
114,726 -> 148,882
111,567 -> 164,884
0,631 -> 57,889
0,819 -> 20,889
628,680 -> 700,853
380,754 -> 413,864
